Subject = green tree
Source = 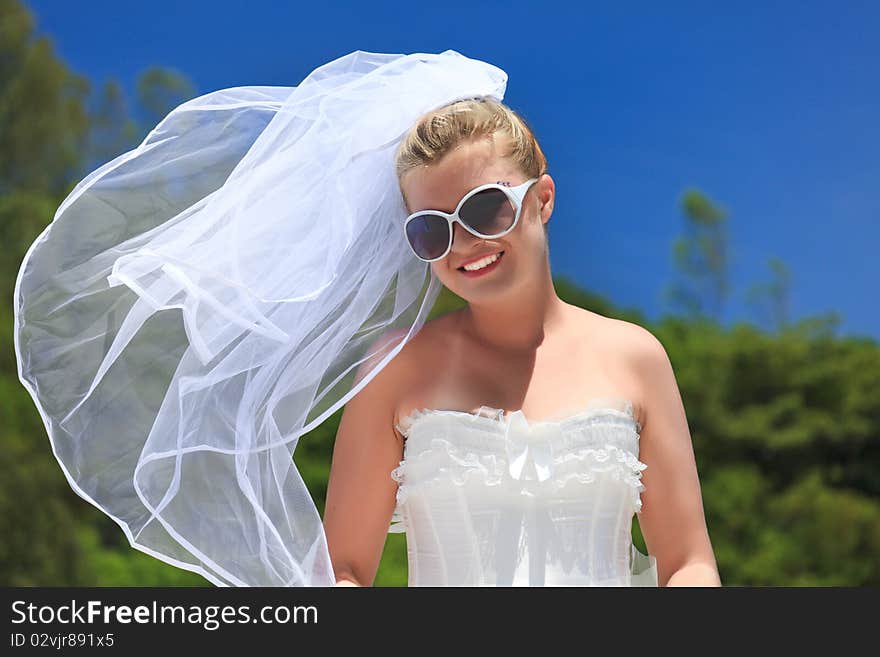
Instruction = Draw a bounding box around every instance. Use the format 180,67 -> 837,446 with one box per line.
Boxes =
745,256 -> 793,333
135,66 -> 195,135
84,78 -> 140,172
0,0 -> 89,197
82,67 -> 196,177
0,0 -> 204,586
0,0 -> 92,585
663,188 -> 730,321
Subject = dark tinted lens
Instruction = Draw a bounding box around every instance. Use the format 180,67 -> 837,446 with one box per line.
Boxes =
459,188 -> 516,236
405,213 -> 449,260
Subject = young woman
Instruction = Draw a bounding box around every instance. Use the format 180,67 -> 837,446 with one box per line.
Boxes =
14,49 -> 719,587
324,99 -> 721,587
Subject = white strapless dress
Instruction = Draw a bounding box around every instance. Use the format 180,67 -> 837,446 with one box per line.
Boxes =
387,397 -> 658,586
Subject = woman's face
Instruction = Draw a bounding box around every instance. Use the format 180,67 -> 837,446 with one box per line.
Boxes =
400,135 -> 553,304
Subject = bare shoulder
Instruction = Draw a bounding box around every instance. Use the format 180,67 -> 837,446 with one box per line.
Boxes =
567,305 -> 664,356
569,307 -> 672,425
354,308 -> 455,380
602,315 -> 678,435
345,310 -> 459,437
602,315 -> 668,365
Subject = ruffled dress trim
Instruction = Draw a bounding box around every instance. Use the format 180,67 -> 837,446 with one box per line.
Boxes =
395,395 -> 643,438
388,398 -> 648,534
389,436 -> 647,511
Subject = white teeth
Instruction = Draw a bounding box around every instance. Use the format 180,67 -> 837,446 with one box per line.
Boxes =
462,252 -> 501,271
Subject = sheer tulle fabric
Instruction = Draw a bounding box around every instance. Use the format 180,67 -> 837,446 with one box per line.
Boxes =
13,50 -> 508,586
389,398 -> 659,586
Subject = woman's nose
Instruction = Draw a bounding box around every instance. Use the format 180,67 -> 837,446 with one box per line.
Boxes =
449,221 -> 478,251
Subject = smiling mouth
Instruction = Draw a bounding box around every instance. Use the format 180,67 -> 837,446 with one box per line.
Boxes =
457,251 -> 505,271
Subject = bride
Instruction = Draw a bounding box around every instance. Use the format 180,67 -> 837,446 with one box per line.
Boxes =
325,97 -> 721,587
14,49 -> 720,587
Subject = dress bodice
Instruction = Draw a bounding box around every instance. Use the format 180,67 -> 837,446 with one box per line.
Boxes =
388,397 -> 658,586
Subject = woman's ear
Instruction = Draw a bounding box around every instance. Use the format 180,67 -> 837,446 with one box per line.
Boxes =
539,174 -> 555,224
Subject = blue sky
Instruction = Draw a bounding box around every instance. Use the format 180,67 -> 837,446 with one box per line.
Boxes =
25,0 -> 879,339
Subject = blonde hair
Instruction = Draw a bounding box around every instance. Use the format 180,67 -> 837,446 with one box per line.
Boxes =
395,98 -> 549,234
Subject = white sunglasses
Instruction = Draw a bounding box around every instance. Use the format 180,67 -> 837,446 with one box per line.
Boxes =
403,177 -> 540,262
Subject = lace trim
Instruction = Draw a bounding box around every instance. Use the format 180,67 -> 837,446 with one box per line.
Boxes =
395,396 -> 642,439
388,437 -> 648,533
388,397 -> 646,535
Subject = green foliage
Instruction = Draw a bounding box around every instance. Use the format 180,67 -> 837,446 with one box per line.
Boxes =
0,0 -> 90,197
75,523 -> 209,587
1,0 -> 877,587
135,67 -> 196,131
651,315 -> 880,586
663,188 -> 730,321
744,257 -> 793,332
84,79 -> 140,171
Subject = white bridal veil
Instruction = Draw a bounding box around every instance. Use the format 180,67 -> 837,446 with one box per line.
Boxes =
13,49 -> 508,586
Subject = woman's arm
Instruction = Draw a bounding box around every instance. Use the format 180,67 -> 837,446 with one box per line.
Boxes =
323,333 -> 409,588
625,324 -> 722,587
333,578 -> 361,587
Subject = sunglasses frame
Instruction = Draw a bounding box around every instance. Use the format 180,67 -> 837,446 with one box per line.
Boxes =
403,177 -> 541,262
